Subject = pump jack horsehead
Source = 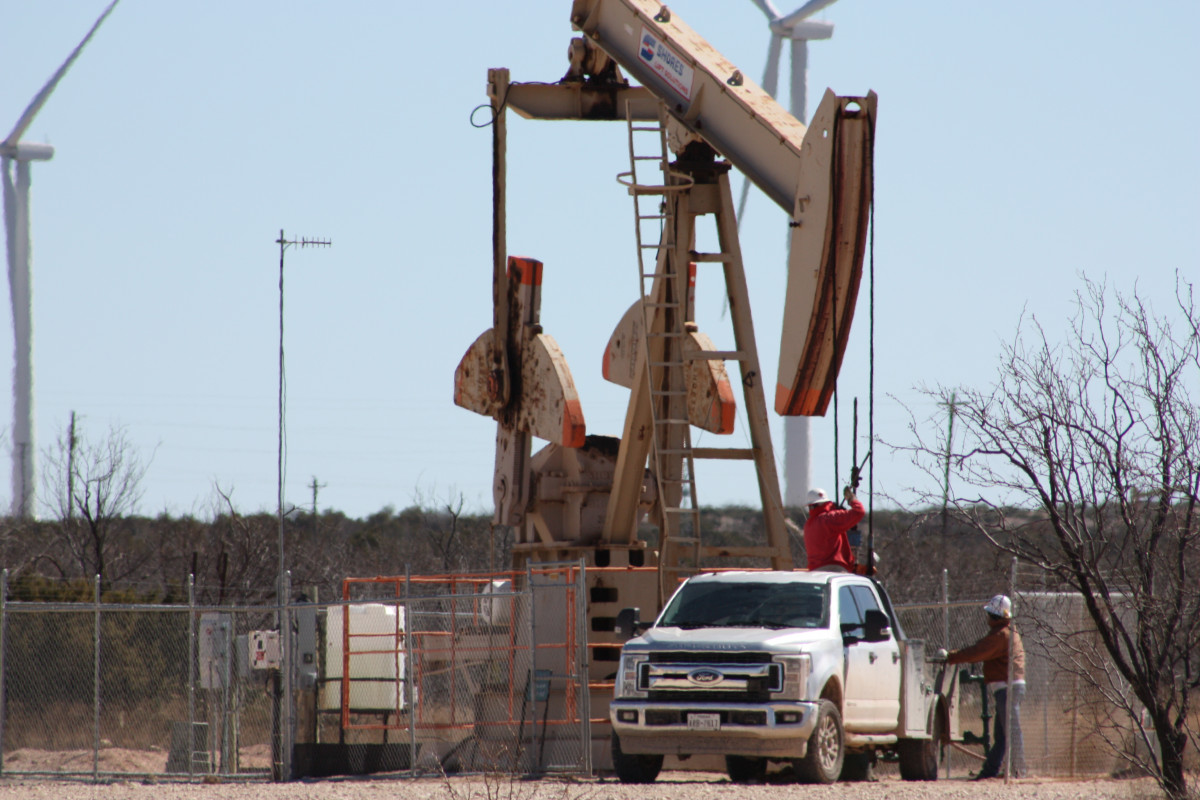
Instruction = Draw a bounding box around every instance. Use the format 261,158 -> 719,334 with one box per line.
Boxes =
455,0 -> 875,613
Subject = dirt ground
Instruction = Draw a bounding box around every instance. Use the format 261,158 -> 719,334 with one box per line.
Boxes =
0,772 -> 1172,800
0,747 -> 1182,799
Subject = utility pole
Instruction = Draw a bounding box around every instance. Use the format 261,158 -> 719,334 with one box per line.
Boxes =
308,476 -> 326,516
66,411 -> 78,520
939,392 -> 957,577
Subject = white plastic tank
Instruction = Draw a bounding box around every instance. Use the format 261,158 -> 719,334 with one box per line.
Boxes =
479,579 -> 513,626
320,603 -> 408,712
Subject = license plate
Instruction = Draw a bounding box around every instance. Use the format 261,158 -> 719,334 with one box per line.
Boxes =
687,713 -> 721,731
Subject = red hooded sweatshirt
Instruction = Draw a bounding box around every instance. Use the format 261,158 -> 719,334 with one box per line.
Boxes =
804,498 -> 865,571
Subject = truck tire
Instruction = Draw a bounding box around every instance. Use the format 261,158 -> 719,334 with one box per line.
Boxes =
840,751 -> 876,782
794,699 -> 844,784
725,755 -> 767,783
611,732 -> 662,784
898,707 -> 942,781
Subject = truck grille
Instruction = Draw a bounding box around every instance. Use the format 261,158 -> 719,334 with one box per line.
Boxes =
638,656 -> 782,697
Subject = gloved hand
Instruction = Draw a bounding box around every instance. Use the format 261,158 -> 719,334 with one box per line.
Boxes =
932,648 -> 949,662
843,486 -> 856,503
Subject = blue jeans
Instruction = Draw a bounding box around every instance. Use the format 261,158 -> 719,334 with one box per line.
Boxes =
983,684 -> 1026,778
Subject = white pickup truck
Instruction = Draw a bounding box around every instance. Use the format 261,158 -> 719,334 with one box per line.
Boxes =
609,570 -> 959,783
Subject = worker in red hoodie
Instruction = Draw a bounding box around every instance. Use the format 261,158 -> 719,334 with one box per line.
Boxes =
803,486 -> 868,573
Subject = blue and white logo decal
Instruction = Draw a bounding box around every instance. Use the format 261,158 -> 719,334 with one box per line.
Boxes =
637,27 -> 694,101
687,668 -> 724,686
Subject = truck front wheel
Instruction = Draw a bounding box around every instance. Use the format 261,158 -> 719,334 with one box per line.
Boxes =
611,732 -> 662,784
794,699 -> 844,784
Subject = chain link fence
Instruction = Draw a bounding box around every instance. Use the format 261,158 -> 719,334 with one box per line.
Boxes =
0,564 -> 590,783
0,580 -> 280,781
892,570 -> 1143,779
0,564 -> 1141,783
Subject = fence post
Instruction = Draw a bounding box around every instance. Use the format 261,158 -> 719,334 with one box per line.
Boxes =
0,569 -> 7,778
1070,599 -> 1080,777
1004,557 -> 1016,782
527,562 -> 536,775
188,574 -> 196,778
93,574 -> 101,783
405,565 -> 415,775
942,568 -> 950,779
282,570 -> 293,782
577,558 -> 591,775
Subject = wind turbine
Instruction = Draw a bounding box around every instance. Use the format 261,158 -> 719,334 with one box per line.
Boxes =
737,0 -> 839,508
1,0 -> 120,518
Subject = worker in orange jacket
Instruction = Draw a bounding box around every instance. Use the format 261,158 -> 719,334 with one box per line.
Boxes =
803,486 -> 868,573
942,595 -> 1026,779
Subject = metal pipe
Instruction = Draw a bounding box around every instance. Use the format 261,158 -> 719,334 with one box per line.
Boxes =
577,558 -> 592,774
93,575 -> 101,782
0,569 -> 8,777
188,574 -> 195,778
405,566 -> 415,775
942,568 -> 949,778
281,571 -> 292,781
1004,557 -> 1016,782
527,562 -> 536,774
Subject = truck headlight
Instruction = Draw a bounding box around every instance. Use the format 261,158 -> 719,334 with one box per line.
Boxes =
616,653 -> 647,699
773,654 -> 810,701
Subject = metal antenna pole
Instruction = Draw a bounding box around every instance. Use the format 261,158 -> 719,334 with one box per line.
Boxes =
274,230 -> 331,585
273,229 -> 329,782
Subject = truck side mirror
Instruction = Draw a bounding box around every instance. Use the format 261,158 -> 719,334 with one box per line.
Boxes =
862,609 -> 891,642
615,607 -> 642,642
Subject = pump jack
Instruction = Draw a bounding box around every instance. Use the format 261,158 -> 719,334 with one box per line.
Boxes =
453,0 -> 876,768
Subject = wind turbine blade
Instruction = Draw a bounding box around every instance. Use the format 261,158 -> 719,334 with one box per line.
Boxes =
737,32 -> 784,228
748,0 -> 782,21
762,31 -> 784,99
779,0 -> 840,28
3,0 -> 120,147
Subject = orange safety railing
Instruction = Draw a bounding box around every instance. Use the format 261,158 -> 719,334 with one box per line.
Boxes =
336,565 -> 623,736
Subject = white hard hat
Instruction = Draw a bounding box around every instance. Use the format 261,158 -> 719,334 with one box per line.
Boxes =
983,595 -> 1012,619
806,488 -> 829,505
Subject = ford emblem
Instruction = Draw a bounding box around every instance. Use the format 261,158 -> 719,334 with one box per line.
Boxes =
687,668 -> 723,686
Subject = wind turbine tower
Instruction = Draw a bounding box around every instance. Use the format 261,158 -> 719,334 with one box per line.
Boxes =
742,0 -> 840,507
1,1 -> 119,518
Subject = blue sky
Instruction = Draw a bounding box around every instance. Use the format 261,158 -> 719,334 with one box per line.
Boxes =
2,1 -> 1197,520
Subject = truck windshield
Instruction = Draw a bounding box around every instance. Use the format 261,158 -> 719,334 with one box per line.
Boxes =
657,581 -> 829,630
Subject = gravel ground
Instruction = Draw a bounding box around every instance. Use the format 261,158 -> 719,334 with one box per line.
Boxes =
0,774 -> 1166,800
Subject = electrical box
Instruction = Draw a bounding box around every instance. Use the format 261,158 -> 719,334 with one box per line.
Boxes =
249,630 -> 281,670
198,612 -> 232,690
294,604 -> 319,689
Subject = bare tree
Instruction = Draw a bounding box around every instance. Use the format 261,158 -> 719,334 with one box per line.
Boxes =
411,486 -> 471,574
39,422 -> 151,589
905,276 -> 1199,799
189,484 -> 281,605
